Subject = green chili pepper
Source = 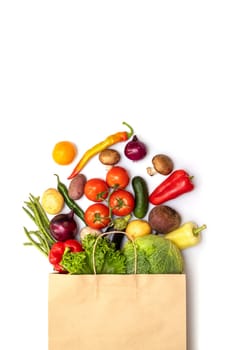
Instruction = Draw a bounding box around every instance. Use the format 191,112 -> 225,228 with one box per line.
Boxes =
54,174 -> 85,223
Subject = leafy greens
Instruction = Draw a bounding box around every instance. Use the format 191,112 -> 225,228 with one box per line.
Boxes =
61,234 -> 126,274
123,234 -> 184,274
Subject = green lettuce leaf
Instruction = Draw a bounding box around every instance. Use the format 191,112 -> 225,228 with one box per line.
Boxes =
61,251 -> 92,274
61,234 -> 126,274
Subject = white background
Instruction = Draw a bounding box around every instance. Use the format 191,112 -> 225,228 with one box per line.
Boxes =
1,1 -> 233,349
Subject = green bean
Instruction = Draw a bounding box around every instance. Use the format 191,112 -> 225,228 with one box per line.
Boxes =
22,205 -> 35,221
29,194 -> 50,227
23,193 -> 56,256
23,228 -> 49,257
27,200 -> 55,245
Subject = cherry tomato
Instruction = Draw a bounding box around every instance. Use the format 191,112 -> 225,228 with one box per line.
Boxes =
109,189 -> 135,216
106,166 -> 130,189
84,178 -> 109,202
84,203 -> 111,229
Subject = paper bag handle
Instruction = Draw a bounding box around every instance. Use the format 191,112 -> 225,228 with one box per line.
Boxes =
92,231 -> 137,274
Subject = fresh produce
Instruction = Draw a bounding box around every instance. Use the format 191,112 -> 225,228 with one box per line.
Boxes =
165,222 -> 207,249
109,189 -> 135,216
61,234 -> 127,274
84,203 -> 111,229
123,234 -> 184,274
148,205 -> 181,234
52,140 -> 77,165
49,239 -> 83,272
68,122 -> 134,179
79,226 -> 102,241
54,174 -> 85,223
105,215 -> 131,250
149,169 -> 194,205
106,228 -> 125,250
23,194 -> 56,256
68,173 -> 87,200
23,121 -> 207,275
108,215 -> 132,231
147,154 -> 174,176
132,176 -> 149,219
124,135 -> 147,161
125,219 -> 152,239
49,210 -> 78,241
98,148 -> 121,165
106,166 -> 130,189
84,178 -> 109,202
41,188 -> 64,215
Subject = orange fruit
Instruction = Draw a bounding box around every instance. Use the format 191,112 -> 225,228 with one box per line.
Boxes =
52,141 -> 77,165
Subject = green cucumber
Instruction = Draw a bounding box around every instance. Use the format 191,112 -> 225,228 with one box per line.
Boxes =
132,176 -> 149,219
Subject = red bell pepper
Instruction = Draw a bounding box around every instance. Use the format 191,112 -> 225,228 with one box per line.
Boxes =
48,239 -> 83,272
149,169 -> 194,205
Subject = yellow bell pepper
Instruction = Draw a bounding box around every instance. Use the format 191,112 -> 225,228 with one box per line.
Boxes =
165,222 -> 207,249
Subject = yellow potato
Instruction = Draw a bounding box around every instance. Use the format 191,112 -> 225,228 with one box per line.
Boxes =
41,188 -> 64,215
125,219 -> 152,240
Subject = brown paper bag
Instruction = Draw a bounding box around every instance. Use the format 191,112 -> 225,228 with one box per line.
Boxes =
48,273 -> 186,350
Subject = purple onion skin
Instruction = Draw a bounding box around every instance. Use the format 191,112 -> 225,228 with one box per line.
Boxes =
49,210 -> 78,242
124,135 -> 147,161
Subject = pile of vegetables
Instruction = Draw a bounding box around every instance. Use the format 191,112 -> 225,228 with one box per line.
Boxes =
23,121 -> 207,274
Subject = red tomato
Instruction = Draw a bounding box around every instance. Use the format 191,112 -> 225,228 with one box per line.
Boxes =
106,166 -> 130,189
109,189 -> 135,216
84,203 -> 111,229
84,178 -> 109,202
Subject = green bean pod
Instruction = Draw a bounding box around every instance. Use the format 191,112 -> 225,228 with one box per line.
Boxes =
54,174 -> 86,223
132,176 -> 149,219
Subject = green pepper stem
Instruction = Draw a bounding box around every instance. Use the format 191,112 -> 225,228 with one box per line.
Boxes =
193,224 -> 207,237
122,121 -> 134,138
54,173 -> 60,183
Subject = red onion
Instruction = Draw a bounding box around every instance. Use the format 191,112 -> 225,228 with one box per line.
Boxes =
49,210 -> 78,242
124,135 -> 147,161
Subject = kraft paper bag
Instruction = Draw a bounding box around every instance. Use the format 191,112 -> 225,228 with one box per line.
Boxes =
48,274 -> 186,350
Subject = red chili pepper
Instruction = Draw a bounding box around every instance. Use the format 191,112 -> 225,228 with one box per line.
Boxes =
68,122 -> 134,179
149,169 -> 194,205
48,239 -> 83,272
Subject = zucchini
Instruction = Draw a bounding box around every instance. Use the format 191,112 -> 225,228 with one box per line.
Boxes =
132,176 -> 149,219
